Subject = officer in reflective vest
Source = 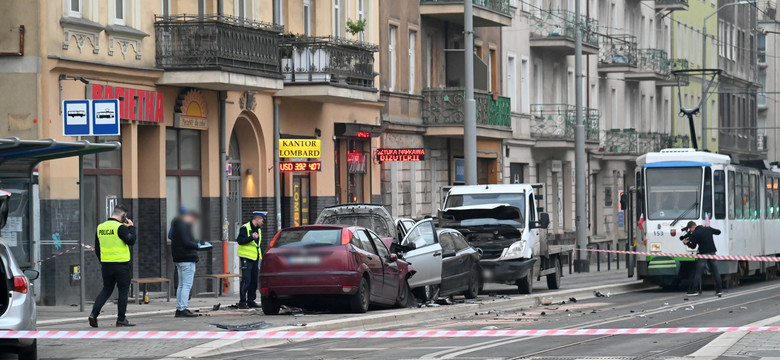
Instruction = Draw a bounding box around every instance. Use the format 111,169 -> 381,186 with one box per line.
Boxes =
89,204 -> 137,328
236,211 -> 266,309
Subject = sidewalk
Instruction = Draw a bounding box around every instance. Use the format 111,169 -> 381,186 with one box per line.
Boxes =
36,265 -> 640,326
683,314 -> 780,359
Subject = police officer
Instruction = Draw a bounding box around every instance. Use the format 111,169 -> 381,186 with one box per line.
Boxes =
683,221 -> 723,296
88,204 -> 137,327
236,211 -> 265,309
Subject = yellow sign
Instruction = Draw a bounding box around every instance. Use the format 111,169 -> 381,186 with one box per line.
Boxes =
279,139 -> 321,158
176,89 -> 208,130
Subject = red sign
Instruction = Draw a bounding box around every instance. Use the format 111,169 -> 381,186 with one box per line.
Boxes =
376,148 -> 426,162
90,84 -> 164,123
356,131 -> 371,138
279,161 -> 322,172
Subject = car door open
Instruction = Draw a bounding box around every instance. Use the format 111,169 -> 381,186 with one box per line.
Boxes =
399,219 -> 442,289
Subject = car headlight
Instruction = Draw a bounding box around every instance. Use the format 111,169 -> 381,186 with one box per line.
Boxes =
650,243 -> 661,252
502,240 -> 527,259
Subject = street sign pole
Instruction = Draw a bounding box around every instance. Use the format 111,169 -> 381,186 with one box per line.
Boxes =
574,0 -> 589,272
463,0 -> 477,185
78,139 -> 85,312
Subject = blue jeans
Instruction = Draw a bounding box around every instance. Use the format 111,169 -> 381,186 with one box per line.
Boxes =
175,262 -> 196,311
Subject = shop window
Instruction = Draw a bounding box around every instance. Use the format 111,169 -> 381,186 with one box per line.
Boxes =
166,129 -> 202,237
83,136 -> 122,247
347,141 -> 366,203
292,176 -> 310,226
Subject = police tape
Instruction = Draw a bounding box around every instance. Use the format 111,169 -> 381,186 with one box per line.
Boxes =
4,327 -> 780,340
576,248 -> 780,262
37,244 -> 95,264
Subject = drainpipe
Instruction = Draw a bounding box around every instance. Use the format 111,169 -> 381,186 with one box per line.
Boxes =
219,91 -> 227,243
274,98 -> 281,232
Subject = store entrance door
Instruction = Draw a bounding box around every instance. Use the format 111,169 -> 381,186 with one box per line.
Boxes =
227,133 -> 242,240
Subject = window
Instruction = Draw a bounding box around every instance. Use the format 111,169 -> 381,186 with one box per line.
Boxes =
646,167 -> 703,220
438,233 -> 455,252
113,0 -> 125,25
357,0 -> 366,42
69,0 -> 82,17
355,230 -> 376,254
767,177 -> 773,219
451,232 -> 470,251
237,0 -> 246,19
198,0 -> 206,16
83,136 -> 123,249
368,231 -> 390,258
489,49 -> 497,93
703,168 -> 712,219
334,0 -> 342,37
728,171 -> 735,219
714,170 -> 726,219
409,31 -> 416,94
401,220 -> 436,249
735,172 -> 743,218
425,35 -> 433,87
775,179 -> 779,219
166,129 -> 202,237
161,0 -> 171,16
303,0 -> 311,36
520,57 -> 530,113
507,55 -> 517,112
389,25 -> 397,91
751,174 -> 759,219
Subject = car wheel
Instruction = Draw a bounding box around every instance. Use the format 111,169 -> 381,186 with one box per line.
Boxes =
349,277 -> 370,313
546,257 -> 562,290
517,270 -> 534,294
464,265 -> 480,299
395,278 -> 414,308
17,340 -> 37,360
261,296 -> 280,315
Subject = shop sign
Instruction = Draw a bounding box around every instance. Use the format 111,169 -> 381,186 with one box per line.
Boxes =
376,148 -> 425,162
89,84 -> 164,123
334,123 -> 381,138
279,161 -> 322,172
175,90 -> 208,130
279,139 -> 321,158
454,158 -> 465,183
347,151 -> 367,174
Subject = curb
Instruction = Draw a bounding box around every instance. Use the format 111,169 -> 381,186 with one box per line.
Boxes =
685,312 -> 780,358
167,280 -> 650,358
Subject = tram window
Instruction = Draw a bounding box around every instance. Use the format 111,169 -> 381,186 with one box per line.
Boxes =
735,173 -> 743,219
767,177 -> 774,219
774,179 -> 779,219
728,171 -> 735,219
751,174 -> 758,219
714,170 -> 726,219
703,168 -> 713,219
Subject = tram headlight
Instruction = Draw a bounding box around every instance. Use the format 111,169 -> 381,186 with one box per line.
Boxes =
650,243 -> 661,252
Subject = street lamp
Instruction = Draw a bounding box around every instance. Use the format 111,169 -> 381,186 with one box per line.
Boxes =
701,0 -> 756,151
58,74 -> 90,114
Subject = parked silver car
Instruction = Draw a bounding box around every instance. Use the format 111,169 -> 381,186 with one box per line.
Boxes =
0,190 -> 38,359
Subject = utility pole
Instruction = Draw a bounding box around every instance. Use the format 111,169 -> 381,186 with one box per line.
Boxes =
574,0 -> 589,271
701,23 -> 708,151
463,0 -> 477,185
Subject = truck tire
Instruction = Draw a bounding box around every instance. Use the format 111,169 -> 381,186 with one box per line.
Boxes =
546,257 -> 562,290
517,270 -> 533,294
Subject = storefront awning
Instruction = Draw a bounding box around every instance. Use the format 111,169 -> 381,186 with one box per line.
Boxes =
0,137 -> 121,176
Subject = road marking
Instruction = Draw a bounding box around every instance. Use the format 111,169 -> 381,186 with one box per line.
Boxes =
327,347 -> 387,351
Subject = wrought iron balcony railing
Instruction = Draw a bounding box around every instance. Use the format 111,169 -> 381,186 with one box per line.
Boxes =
635,48 -> 671,76
671,58 -> 689,71
656,0 -> 689,6
529,10 -> 599,45
599,34 -> 638,68
422,88 -> 511,128
530,104 -> 599,141
669,135 -> 691,148
155,14 -> 284,77
719,130 -> 758,153
280,35 -> 378,90
419,0 -> 511,15
602,129 -> 676,154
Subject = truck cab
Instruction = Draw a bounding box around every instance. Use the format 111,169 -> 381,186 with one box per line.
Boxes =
439,184 -> 558,294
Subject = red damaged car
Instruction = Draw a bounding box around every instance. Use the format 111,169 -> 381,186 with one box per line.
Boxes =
259,225 -> 415,314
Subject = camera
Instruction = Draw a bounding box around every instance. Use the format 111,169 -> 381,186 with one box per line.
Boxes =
679,227 -> 691,241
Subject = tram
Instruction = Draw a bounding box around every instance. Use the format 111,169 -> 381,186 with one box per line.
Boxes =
636,148 -> 780,289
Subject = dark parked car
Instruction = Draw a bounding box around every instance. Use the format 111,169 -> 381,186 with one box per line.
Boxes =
315,204 -> 399,244
393,219 -> 481,301
0,190 -> 38,359
259,225 -> 415,314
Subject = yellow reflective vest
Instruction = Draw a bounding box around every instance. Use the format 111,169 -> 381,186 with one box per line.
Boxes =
237,222 -> 262,260
96,220 -> 130,262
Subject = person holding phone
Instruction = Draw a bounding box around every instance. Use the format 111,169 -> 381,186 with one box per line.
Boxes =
236,211 -> 266,309
170,207 -> 201,318
89,204 -> 137,327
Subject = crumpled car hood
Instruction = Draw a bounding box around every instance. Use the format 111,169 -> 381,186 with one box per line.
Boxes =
439,204 -> 523,225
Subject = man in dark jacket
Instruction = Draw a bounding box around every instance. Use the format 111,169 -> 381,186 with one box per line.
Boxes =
170,207 -> 200,317
89,204 -> 136,328
683,221 -> 723,296
236,211 -> 265,309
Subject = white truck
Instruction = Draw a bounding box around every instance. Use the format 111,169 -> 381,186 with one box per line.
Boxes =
439,184 -> 574,294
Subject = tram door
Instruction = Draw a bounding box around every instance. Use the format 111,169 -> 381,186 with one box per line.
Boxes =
227,134 -> 242,241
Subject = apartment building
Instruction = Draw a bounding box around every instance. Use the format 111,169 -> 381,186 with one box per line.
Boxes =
378,0 -> 512,218
758,1 -> 779,163
0,0 -> 382,305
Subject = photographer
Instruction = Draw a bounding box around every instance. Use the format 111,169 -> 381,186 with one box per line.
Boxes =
682,221 -> 723,296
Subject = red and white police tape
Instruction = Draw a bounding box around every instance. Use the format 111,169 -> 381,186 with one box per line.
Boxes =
4,327 -> 780,340
576,248 -> 780,262
37,244 -> 94,264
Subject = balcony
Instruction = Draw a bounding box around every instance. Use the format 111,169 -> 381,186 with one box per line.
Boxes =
529,10 -> 599,55
419,0 -> 512,27
625,49 -> 672,82
155,14 -> 284,91
720,130 -> 760,156
277,36 -> 379,102
600,129 -> 677,155
421,88 -> 512,138
598,34 -> 638,73
530,104 -> 599,143
655,0 -> 689,12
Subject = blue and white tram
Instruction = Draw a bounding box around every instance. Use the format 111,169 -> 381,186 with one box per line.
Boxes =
636,148 -> 779,289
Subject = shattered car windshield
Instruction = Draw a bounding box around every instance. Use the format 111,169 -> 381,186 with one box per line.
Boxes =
319,215 -> 392,238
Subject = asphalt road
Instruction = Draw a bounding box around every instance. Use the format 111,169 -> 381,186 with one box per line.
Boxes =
213,278 -> 780,360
